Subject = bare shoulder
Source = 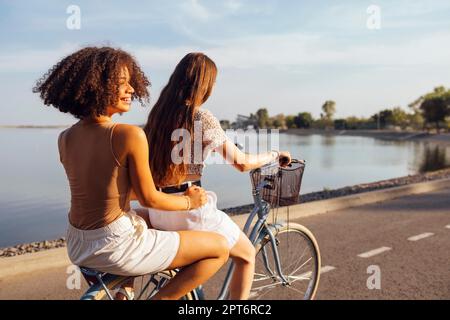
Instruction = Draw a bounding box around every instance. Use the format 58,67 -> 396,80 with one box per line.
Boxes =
58,127 -> 71,142
59,127 -> 69,137
113,124 -> 146,140
113,124 -> 148,154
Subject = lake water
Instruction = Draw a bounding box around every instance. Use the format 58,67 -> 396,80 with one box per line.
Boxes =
1,128 -> 450,247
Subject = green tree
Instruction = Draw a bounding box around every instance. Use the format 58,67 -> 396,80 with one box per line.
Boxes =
285,115 -> 296,129
271,114 -> 287,129
348,116 -> 367,129
321,100 -> 336,121
311,118 -> 326,129
445,118 -> 450,131
334,116 -> 373,130
334,119 -> 347,130
420,98 -> 449,132
256,108 -> 270,128
410,86 -> 450,132
371,109 -> 394,129
390,107 -> 409,129
294,112 -> 314,129
408,111 -> 425,130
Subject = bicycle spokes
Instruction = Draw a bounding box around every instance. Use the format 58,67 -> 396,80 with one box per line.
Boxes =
250,225 -> 320,300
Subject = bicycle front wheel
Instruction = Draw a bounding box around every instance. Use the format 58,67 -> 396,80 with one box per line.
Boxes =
250,222 -> 321,300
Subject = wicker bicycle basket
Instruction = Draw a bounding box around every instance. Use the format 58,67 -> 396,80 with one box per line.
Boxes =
250,159 -> 306,207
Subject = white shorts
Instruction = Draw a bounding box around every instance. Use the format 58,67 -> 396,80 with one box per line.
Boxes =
66,210 -> 180,276
148,191 -> 241,248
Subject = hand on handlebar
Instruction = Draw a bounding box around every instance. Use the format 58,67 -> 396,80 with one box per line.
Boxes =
278,151 -> 292,167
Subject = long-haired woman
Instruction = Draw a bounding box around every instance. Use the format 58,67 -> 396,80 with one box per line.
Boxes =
144,52 -> 291,299
33,47 -> 230,300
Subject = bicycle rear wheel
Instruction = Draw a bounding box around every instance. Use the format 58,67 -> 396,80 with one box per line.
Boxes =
250,223 -> 321,300
81,270 -> 195,300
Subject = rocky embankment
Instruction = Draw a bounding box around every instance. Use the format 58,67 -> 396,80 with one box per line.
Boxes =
283,129 -> 450,145
0,238 -> 66,258
1,167 -> 450,258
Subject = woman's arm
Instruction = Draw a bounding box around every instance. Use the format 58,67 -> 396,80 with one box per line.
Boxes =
216,140 -> 291,172
120,125 -> 206,210
199,109 -> 290,172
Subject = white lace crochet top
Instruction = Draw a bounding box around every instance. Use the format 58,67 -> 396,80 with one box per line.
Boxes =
187,108 -> 229,176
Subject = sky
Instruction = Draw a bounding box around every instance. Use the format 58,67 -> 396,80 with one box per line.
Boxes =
1,0 -> 450,126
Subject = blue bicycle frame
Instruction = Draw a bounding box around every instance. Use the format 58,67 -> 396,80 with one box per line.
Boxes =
195,177 -> 291,300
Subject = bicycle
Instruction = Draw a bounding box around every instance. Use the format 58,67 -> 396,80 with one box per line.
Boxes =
79,159 -> 321,300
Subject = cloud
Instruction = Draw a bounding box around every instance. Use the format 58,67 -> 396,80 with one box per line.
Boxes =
181,0 -> 211,21
0,43 -> 81,73
224,0 -> 243,12
134,31 -> 450,70
3,29 -> 450,73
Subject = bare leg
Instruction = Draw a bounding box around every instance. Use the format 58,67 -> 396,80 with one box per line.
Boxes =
228,232 -> 256,300
151,230 -> 229,300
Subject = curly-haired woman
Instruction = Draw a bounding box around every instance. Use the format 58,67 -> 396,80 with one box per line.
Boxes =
144,52 -> 291,300
33,47 -> 229,300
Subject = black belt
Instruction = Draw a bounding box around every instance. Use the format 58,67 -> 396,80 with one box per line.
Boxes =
157,180 -> 202,194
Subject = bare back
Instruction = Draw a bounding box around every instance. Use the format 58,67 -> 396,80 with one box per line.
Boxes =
58,121 -> 131,230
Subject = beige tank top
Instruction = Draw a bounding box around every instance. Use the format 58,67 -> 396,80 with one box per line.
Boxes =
58,121 -> 131,230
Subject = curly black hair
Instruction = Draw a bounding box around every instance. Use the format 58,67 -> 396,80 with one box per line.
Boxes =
33,47 -> 150,119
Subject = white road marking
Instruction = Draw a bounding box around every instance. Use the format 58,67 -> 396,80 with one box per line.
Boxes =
357,247 -> 392,258
320,266 -> 336,274
408,232 -> 434,241
297,265 -> 336,280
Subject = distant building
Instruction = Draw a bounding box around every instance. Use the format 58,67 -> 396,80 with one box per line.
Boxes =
233,114 -> 257,130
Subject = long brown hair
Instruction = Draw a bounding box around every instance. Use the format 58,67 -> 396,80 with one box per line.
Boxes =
144,53 -> 217,186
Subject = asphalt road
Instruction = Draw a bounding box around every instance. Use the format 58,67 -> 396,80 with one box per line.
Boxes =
1,188 -> 449,300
